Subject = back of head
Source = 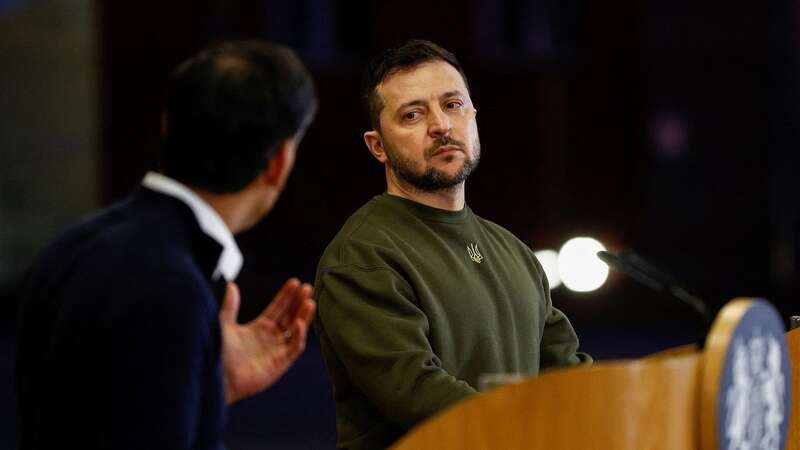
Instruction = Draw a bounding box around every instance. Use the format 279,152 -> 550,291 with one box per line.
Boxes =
363,39 -> 469,132
163,40 -> 317,193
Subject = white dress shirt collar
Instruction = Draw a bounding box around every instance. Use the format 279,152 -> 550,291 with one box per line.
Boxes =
142,171 -> 243,281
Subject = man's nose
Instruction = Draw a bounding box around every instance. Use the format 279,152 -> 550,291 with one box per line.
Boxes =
427,107 -> 452,137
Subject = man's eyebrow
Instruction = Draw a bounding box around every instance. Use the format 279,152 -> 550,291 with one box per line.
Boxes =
396,91 -> 466,111
397,99 -> 427,111
439,90 -> 465,100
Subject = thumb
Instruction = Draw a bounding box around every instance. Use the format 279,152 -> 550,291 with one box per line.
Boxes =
219,281 -> 241,325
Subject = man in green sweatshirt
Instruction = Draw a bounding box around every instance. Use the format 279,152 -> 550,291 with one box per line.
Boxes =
314,40 -> 591,450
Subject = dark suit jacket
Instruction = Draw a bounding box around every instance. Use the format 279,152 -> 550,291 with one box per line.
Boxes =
16,187 -> 228,450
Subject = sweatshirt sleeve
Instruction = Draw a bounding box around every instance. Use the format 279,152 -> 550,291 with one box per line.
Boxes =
539,305 -> 593,368
316,264 -> 476,428
537,262 -> 593,368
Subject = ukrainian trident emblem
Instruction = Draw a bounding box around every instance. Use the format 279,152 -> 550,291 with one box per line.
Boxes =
467,243 -> 484,264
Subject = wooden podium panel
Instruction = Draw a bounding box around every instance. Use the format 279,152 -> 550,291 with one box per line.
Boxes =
391,354 -> 702,450
788,328 -> 800,450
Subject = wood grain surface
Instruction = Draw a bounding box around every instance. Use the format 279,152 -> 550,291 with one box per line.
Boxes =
391,354 -> 703,450
787,328 -> 800,450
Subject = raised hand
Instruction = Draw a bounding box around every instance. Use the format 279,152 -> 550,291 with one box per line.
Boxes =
219,278 -> 316,404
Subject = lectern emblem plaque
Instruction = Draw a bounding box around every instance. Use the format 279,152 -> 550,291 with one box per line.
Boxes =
724,333 -> 785,450
715,301 -> 791,450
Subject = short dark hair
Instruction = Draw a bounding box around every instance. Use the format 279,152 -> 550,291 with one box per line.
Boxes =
363,40 -> 469,132
163,40 -> 317,193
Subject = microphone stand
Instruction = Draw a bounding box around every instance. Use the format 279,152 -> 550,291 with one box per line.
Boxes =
597,250 -> 712,347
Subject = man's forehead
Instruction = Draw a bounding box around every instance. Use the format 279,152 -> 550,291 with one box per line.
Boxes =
377,61 -> 468,107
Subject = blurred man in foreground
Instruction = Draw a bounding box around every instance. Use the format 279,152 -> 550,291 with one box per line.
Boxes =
16,40 -> 317,449
314,40 -> 591,449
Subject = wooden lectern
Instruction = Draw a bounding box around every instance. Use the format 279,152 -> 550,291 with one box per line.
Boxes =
391,299 -> 796,450
788,324 -> 799,450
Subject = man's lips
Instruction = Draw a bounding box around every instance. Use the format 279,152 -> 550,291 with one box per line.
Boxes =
432,144 -> 464,156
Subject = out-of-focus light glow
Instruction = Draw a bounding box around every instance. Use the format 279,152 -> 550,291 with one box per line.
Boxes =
558,237 -> 609,292
533,249 -> 562,289
651,111 -> 689,160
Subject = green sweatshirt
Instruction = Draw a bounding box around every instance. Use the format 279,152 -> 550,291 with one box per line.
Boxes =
314,194 -> 590,449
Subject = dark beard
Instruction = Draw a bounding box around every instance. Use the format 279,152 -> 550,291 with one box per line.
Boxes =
386,137 -> 481,192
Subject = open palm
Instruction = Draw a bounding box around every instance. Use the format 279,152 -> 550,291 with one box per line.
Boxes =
219,278 -> 316,404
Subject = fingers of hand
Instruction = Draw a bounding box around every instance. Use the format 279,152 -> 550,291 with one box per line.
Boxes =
292,282 -> 312,311
263,278 -> 301,322
298,298 -> 316,324
286,318 -> 309,356
219,282 -> 241,324
284,298 -> 314,356
277,282 -> 313,330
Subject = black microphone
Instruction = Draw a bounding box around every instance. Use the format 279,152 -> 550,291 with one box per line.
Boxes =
597,250 -> 712,327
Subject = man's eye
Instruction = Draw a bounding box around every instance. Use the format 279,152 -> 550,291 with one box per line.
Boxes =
403,111 -> 420,120
445,101 -> 464,110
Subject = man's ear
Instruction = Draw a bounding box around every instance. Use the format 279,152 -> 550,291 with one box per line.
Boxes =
364,130 -> 387,163
262,139 -> 298,188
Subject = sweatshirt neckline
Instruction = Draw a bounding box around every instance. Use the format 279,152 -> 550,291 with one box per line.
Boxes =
377,193 -> 469,223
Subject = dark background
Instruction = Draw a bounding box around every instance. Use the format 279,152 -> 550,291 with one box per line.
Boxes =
1,0 -> 797,448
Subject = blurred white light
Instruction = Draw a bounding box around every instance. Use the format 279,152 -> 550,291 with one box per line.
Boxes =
558,237 -> 609,292
533,249 -> 562,289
